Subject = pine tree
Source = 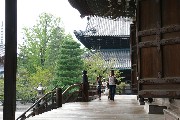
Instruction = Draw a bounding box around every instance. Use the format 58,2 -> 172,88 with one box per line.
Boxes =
54,35 -> 84,87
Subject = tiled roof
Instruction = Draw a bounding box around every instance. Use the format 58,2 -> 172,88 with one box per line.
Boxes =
0,45 -> 5,57
0,22 -> 4,58
75,16 -> 132,36
100,49 -> 131,70
74,16 -> 131,49
83,49 -> 131,70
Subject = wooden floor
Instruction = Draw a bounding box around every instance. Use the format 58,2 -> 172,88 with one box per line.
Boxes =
17,95 -> 165,120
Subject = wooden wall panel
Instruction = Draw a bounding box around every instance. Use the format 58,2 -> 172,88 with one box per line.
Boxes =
140,47 -> 159,78
139,0 -> 159,30
162,0 -> 180,26
163,44 -> 180,77
137,0 -> 180,98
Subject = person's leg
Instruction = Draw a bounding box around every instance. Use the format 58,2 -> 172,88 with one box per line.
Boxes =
111,85 -> 116,101
109,85 -> 113,100
98,90 -> 100,98
99,89 -> 101,100
108,88 -> 110,99
114,85 -> 116,97
99,92 -> 101,100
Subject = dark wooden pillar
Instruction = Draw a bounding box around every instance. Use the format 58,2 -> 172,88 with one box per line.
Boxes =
56,88 -> 62,107
3,0 -> 17,119
82,70 -> 89,102
130,22 -> 138,94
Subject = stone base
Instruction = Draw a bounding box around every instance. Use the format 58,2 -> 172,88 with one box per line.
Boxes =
144,102 -> 167,114
139,101 -> 145,105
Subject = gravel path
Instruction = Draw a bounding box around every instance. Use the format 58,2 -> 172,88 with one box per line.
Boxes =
0,102 -> 33,120
0,101 -> 33,112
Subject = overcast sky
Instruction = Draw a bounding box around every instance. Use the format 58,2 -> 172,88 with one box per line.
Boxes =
0,0 -> 87,45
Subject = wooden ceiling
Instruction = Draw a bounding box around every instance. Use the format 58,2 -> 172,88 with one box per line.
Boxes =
68,0 -> 136,19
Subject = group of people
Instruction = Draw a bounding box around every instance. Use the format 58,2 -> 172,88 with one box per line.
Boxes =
96,70 -> 117,101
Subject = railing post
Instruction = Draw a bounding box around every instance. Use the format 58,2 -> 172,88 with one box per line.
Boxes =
51,92 -> 54,105
56,88 -> 62,108
82,70 -> 89,102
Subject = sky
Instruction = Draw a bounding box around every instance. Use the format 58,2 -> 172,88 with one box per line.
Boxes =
0,0 -> 87,45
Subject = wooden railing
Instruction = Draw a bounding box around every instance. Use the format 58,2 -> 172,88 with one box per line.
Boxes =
88,85 -> 99,101
62,83 -> 82,103
62,84 -> 99,102
16,88 -> 61,120
16,83 -> 99,120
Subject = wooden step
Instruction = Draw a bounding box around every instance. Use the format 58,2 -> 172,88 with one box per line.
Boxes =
163,99 -> 180,120
164,109 -> 180,120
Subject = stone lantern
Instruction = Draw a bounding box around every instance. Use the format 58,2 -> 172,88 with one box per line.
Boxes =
34,83 -> 46,99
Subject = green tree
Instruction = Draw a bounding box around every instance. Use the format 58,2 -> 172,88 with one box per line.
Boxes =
18,13 -> 65,74
0,79 -> 4,102
83,50 -> 115,83
54,35 -> 84,87
17,13 -> 66,101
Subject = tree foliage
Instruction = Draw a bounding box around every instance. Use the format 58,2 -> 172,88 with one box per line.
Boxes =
0,79 -> 4,102
18,13 -> 65,73
17,13 -> 85,102
83,50 -> 115,83
17,13 -> 67,101
54,35 -> 84,87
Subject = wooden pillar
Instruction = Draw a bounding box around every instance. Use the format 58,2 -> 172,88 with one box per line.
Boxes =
3,0 -> 17,119
56,88 -> 62,107
82,70 -> 89,102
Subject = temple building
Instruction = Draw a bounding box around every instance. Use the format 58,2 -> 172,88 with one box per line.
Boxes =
74,16 -> 132,83
0,22 -> 4,77
69,0 -> 180,118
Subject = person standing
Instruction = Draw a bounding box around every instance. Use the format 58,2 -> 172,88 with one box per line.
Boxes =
108,70 -> 116,101
102,78 -> 107,93
97,76 -> 102,100
102,78 -> 107,87
104,80 -> 109,96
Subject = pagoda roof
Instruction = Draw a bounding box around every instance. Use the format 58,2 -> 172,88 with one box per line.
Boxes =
78,16 -> 132,36
75,34 -> 130,49
100,49 -> 131,70
68,0 -> 136,19
74,16 -> 131,49
83,49 -> 131,70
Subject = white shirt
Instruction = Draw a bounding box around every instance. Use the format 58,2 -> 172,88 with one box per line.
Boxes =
109,76 -> 116,85
102,82 -> 107,86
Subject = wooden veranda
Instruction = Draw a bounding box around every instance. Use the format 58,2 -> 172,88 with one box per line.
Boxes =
3,0 -> 180,119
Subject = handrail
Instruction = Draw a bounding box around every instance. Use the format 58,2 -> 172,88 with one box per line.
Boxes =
62,83 -> 81,103
16,89 -> 57,120
16,84 -> 82,120
52,85 -> 58,91
62,84 -> 81,95
16,83 -> 99,120
62,85 -> 67,91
